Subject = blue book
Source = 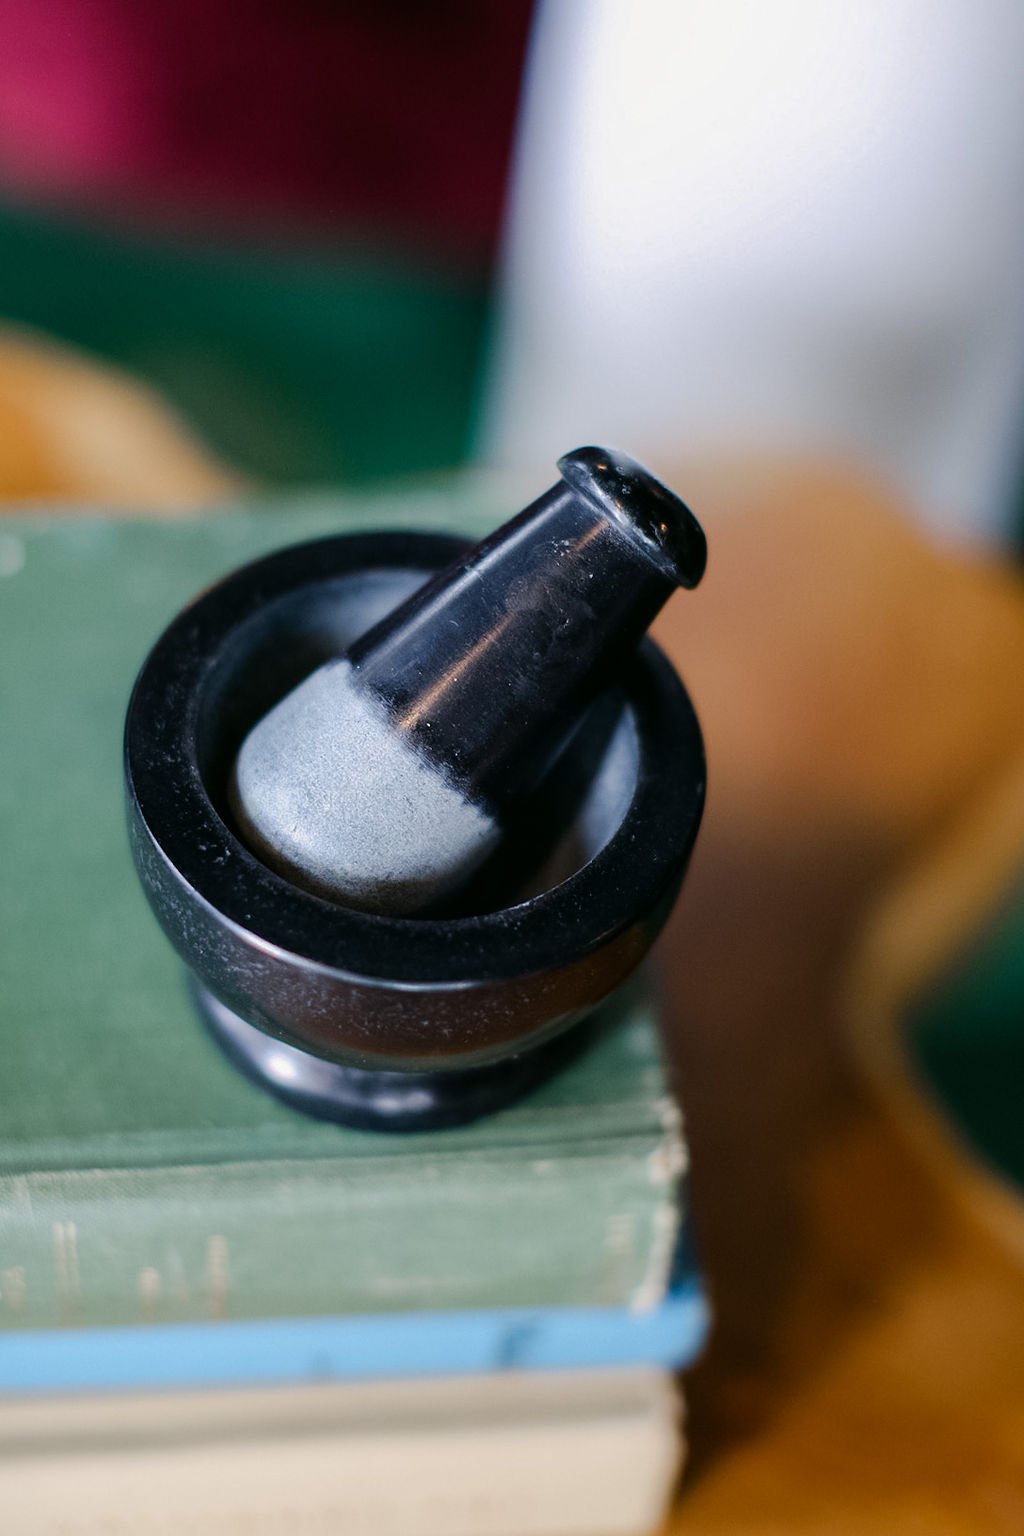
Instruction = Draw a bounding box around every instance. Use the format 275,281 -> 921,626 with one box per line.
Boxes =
0,1276 -> 709,1395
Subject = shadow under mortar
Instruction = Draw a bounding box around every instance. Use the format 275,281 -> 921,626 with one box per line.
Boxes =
125,530 -> 704,1131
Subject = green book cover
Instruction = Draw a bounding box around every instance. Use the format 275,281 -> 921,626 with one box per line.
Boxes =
0,486 -> 686,1332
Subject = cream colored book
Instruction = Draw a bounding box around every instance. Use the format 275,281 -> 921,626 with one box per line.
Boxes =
0,1367 -> 683,1536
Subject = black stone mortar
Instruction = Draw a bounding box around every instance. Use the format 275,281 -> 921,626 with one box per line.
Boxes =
125,529 -> 705,1130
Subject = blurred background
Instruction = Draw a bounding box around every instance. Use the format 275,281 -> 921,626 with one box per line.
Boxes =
0,0 -> 1023,543
1,2 -> 1023,1530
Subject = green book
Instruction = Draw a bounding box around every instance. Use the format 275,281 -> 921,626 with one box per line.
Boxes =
0,487 -> 686,1332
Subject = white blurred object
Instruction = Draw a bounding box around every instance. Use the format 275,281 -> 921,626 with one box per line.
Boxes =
480,0 -> 1024,546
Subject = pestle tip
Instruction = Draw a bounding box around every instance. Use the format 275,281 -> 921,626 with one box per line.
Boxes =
557,446 -> 707,590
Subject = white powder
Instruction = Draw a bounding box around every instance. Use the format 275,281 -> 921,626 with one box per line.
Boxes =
231,660 -> 499,913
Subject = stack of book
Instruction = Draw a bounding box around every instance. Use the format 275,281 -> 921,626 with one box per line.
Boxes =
0,497 -> 708,1534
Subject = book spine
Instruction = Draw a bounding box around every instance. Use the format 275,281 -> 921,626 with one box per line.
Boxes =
0,1282 -> 710,1394
0,1133 -> 684,1330
0,1369 -> 684,1536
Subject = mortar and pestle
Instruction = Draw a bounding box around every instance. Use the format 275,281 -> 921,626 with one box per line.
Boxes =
124,448 -> 707,1130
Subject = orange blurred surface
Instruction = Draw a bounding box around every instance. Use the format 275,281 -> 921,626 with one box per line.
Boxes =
0,326 -> 238,508
653,461 -> 1024,1532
